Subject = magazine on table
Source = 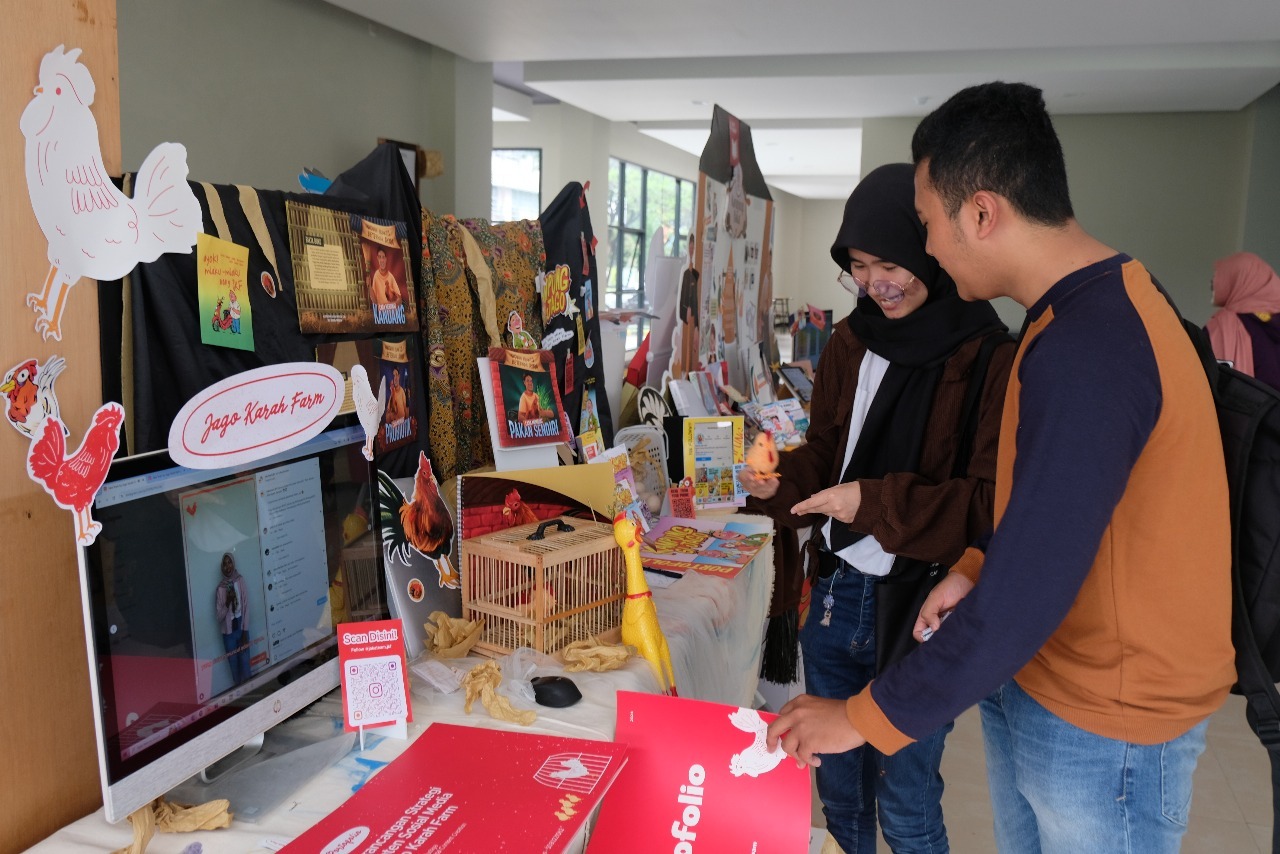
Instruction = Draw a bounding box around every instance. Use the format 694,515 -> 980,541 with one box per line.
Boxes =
638,515 -> 771,578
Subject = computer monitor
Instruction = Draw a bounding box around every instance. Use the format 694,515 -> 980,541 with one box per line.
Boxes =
76,416 -> 388,823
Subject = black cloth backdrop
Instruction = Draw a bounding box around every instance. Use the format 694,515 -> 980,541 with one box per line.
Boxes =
100,144 -> 429,479
539,182 -> 614,445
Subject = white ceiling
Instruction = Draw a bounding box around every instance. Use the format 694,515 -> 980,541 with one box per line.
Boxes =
324,0 -> 1280,198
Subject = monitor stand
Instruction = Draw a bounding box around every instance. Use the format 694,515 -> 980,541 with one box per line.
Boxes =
198,731 -> 265,783
169,722 -> 357,823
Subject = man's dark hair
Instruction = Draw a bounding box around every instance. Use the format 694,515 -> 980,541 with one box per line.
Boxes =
912,81 -> 1074,226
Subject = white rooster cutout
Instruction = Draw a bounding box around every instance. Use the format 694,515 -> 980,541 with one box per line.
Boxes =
727,707 -> 787,778
350,364 -> 386,461
21,45 -> 202,341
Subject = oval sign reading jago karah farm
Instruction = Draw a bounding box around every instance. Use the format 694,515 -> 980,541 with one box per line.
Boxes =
168,363 -> 344,469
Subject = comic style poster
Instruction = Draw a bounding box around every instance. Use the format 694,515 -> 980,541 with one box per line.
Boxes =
672,106 -> 774,393
197,233 -> 254,351
486,348 -> 573,449
285,201 -> 419,334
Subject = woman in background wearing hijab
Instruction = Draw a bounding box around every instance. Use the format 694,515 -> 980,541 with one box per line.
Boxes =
1206,251 -> 1280,390
742,163 -> 1014,854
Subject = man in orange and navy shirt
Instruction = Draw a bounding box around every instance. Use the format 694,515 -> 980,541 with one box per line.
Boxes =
769,82 -> 1235,853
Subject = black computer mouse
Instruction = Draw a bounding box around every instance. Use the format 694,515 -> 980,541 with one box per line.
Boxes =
530,675 -> 582,708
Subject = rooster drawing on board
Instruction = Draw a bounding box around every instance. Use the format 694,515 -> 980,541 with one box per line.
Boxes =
26,402 -> 125,546
21,45 -> 202,341
377,453 -> 459,588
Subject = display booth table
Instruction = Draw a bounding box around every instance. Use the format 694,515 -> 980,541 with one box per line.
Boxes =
33,529 -> 774,853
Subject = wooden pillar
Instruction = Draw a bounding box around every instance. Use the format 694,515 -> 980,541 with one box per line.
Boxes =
0,2 -> 118,849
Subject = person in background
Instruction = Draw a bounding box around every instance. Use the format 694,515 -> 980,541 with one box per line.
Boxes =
1205,251 -> 1280,389
215,552 -> 251,685
768,81 -> 1235,854
741,162 -> 1013,854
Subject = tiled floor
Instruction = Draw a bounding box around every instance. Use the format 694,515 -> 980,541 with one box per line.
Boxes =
807,693 -> 1272,853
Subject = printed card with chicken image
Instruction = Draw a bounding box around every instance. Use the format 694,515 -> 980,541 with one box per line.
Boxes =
588,692 -> 810,854
337,618 -> 412,732
486,347 -> 573,449
281,723 -> 628,854
377,453 -> 460,592
2,355 -> 67,441
197,233 -> 254,351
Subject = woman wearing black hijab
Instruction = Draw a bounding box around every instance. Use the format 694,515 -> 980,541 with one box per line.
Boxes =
742,163 -> 1013,853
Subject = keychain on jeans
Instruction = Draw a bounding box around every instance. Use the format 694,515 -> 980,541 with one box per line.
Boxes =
819,571 -> 838,627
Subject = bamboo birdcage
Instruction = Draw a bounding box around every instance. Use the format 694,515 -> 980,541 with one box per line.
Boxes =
461,517 -> 625,658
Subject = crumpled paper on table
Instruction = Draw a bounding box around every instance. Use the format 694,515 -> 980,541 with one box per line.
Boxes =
560,638 -> 632,672
425,610 -> 484,658
112,797 -> 232,854
462,659 -> 537,726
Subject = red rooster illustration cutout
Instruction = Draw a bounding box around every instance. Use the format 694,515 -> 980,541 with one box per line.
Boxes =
377,453 -> 459,588
26,402 -> 124,545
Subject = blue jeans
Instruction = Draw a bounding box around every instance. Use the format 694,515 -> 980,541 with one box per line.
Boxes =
801,567 -> 952,854
222,616 -> 251,685
980,679 -> 1207,854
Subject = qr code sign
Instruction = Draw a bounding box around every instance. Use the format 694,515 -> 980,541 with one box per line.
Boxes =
343,655 -> 408,727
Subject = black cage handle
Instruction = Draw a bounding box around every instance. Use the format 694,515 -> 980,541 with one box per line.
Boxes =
527,519 -> 575,540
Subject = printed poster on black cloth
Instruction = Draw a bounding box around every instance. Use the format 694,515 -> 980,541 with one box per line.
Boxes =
285,200 -> 420,334
487,347 -> 573,449
539,182 -> 614,446
375,336 -> 418,455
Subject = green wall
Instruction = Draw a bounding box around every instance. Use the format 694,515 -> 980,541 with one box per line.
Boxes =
118,0 -> 491,215
852,108 -> 1259,327
1243,84 -> 1280,268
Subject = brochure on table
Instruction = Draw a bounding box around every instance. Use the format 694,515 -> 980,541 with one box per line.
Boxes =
640,516 -> 771,578
281,724 -> 628,853
588,692 -> 809,853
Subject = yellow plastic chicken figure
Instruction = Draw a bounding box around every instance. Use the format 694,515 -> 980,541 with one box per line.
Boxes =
613,513 -> 678,696
745,430 -> 781,479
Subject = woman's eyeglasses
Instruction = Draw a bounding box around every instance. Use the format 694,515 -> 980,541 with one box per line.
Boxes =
836,271 -> 917,302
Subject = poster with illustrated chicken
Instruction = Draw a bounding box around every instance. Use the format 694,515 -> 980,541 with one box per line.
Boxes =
197,233 -> 254,351
21,45 -> 201,341
377,452 -> 459,591
588,692 -> 810,854
281,723 -> 627,854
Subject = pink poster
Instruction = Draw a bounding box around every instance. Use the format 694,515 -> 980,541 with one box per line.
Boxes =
589,692 -> 810,853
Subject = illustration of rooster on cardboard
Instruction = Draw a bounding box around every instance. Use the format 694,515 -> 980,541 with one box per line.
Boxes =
26,402 -> 125,546
377,453 -> 459,589
21,45 -> 201,341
